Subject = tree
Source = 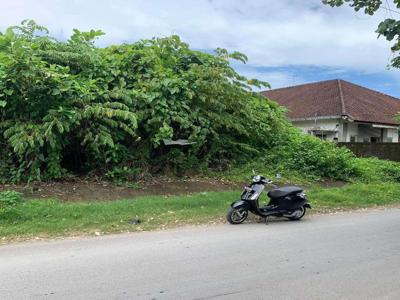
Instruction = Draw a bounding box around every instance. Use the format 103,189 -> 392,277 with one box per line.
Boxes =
322,0 -> 400,68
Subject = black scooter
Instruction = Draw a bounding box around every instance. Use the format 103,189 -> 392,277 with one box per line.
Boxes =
227,175 -> 311,224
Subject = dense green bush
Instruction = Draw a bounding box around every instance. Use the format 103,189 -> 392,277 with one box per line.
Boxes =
269,131 -> 356,180
0,20 -> 289,182
221,130 -> 358,182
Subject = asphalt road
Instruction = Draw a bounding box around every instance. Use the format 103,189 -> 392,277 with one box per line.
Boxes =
1,209 -> 400,300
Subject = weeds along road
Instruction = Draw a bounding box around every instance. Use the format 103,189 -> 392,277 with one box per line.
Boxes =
1,209 -> 400,300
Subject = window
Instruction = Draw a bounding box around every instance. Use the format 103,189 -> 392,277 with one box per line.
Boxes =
370,137 -> 380,143
315,133 -> 327,140
350,136 -> 356,142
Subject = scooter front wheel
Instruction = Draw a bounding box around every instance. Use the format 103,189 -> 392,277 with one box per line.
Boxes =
227,207 -> 248,224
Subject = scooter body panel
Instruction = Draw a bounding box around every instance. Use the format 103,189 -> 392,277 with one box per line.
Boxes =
240,185 -> 309,217
268,194 -> 307,211
231,200 -> 250,210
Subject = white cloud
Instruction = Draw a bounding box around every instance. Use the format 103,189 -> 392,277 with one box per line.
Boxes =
0,0 -> 396,76
233,65 -> 305,90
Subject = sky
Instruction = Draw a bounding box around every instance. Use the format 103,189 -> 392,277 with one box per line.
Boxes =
1,0 -> 400,97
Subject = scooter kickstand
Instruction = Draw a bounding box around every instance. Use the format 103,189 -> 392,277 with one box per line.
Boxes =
264,216 -> 269,225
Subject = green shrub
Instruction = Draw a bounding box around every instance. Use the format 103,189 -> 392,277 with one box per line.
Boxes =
351,157 -> 400,183
267,131 -> 356,181
0,190 -> 24,220
0,190 -> 23,208
105,166 -> 141,182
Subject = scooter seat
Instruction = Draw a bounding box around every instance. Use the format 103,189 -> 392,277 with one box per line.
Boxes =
268,186 -> 303,198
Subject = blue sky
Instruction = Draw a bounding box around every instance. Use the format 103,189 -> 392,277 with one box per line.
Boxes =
1,0 -> 400,97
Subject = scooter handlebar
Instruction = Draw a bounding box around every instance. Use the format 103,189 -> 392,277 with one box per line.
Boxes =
265,179 -> 278,188
263,178 -> 273,184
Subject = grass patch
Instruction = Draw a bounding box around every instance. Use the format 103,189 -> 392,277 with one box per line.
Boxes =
351,157 -> 400,183
309,183 -> 400,209
0,191 -> 238,240
1,183 -> 400,241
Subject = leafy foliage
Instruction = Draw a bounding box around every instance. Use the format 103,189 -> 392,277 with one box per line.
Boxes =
322,0 -> 400,68
0,21 -> 139,181
350,157 -> 400,182
269,132 -> 356,180
323,0 -> 386,14
0,190 -> 23,220
0,190 -> 23,208
0,20 -> 286,182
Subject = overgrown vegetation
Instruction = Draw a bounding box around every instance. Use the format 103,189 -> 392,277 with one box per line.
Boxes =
211,133 -> 388,184
0,20 -> 399,185
1,183 -> 399,240
351,157 -> 400,183
0,190 -> 24,221
0,20 -> 287,182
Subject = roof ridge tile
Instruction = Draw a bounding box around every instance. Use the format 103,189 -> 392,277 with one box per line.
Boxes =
337,79 -> 346,116
261,79 -> 338,94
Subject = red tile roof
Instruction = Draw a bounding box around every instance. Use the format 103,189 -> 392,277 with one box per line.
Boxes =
262,79 -> 400,125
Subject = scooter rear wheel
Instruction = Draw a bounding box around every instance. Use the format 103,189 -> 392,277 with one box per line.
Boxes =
227,207 -> 248,224
287,206 -> 306,221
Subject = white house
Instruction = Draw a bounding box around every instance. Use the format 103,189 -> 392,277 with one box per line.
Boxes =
262,79 -> 400,143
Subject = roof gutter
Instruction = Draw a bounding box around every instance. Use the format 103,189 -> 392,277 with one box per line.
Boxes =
352,120 -> 400,127
290,115 -> 342,122
372,124 -> 399,129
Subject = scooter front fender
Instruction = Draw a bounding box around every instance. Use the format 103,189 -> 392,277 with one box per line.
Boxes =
231,200 -> 250,210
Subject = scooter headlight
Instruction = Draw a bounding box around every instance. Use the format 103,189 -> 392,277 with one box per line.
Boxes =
252,175 -> 261,182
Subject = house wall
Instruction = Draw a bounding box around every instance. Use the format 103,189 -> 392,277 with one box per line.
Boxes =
340,122 -> 348,142
345,123 -> 399,143
350,124 -> 381,142
345,122 -> 358,142
339,143 -> 400,161
292,119 -> 340,141
292,119 -> 399,143
384,128 -> 399,143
